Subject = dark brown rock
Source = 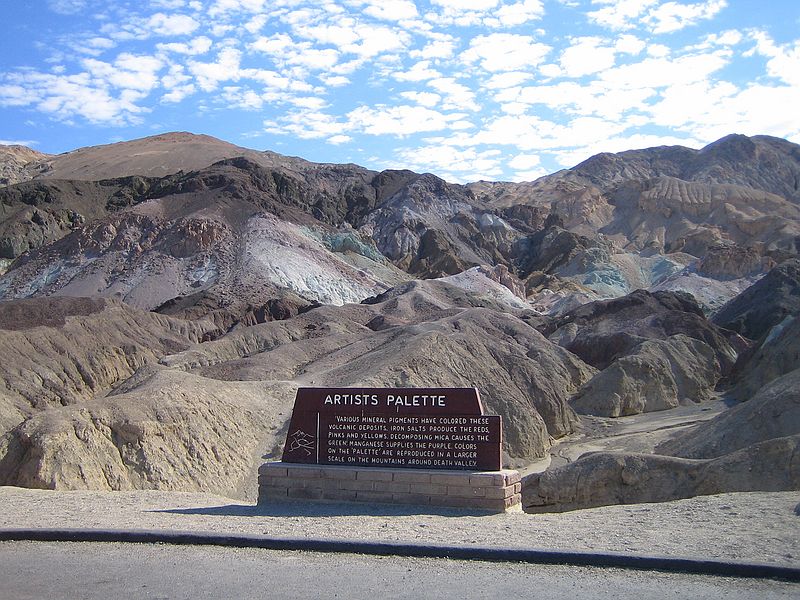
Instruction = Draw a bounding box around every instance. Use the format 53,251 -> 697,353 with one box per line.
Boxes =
546,289 -> 736,373
713,258 -> 800,340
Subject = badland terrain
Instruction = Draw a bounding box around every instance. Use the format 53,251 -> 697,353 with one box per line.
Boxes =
0,132 -> 798,511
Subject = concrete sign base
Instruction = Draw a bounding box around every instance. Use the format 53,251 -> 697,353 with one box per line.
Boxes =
258,462 -> 522,512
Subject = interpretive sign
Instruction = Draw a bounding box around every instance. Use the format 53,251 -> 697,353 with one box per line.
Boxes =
281,387 -> 502,470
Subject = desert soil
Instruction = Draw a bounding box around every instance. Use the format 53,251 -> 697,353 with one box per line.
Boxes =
3,398 -> 797,567
0,486 -> 797,568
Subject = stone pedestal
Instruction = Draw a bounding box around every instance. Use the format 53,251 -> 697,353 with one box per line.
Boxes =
258,462 -> 521,512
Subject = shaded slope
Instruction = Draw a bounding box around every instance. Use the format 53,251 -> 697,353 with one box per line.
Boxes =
713,258 -> 800,340
0,297 -> 215,435
163,280 -> 596,464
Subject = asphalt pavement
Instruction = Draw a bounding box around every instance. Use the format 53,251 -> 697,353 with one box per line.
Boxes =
1,540 -> 799,599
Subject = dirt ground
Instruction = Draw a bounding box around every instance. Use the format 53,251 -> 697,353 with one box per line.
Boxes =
1,487 -> 798,567
2,397 -> 797,568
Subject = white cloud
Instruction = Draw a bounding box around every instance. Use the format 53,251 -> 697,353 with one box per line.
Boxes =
251,33 -> 341,73
250,33 -> 294,55
244,14 -> 268,34
430,0 -> 499,11
208,0 -> 267,17
188,47 -> 242,91
289,96 -> 328,109
427,0 -> 544,29
560,37 -> 617,77
508,153 -> 541,170
357,0 -> 418,21
394,142 -> 504,183
67,36 -> 117,57
0,139 -> 38,147
587,0 -> 659,30
598,50 -> 729,89
648,78 -> 800,143
147,13 -> 201,36
646,43 -> 672,57
292,23 -> 359,48
645,1 -> 727,34
47,0 -> 87,15
161,84 -> 196,103
319,74 -> 350,87
410,38 -> 457,60
222,86 -> 264,109
691,29 -> 743,50
429,78 -> 481,112
348,105 -> 471,136
161,64 -> 191,88
752,35 -> 800,86
492,1 -> 545,27
268,110 -> 348,139
483,72 -> 533,90
539,64 -> 563,78
82,54 -> 164,92
393,60 -> 442,82
462,34 -> 551,72
0,71 -> 150,125
157,36 -> 212,55
328,134 -> 352,144
345,24 -> 410,58
588,1 -> 728,34
499,79 -> 655,120
399,91 -> 442,107
615,34 -> 646,55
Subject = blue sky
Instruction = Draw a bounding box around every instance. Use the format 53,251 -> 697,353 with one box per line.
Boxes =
1,0 -> 799,182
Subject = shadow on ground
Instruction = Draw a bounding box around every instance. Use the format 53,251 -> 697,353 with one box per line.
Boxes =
151,501 -> 503,518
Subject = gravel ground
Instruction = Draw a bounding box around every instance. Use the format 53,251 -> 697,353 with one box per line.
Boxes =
1,487 -> 798,567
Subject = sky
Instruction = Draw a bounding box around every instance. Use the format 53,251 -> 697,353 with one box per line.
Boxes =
1,1 -> 799,183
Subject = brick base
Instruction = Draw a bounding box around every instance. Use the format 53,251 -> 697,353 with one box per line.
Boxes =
258,462 -> 521,512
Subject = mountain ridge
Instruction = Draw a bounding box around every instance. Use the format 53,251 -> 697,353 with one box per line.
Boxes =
1,131 -> 799,508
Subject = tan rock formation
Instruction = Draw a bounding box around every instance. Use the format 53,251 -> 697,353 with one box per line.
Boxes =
523,435 -> 800,513
570,335 -> 719,417
657,368 -> 800,459
0,368 -> 294,499
0,297 -> 215,434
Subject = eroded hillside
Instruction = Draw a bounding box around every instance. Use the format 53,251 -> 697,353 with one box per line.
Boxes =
1,132 -> 799,506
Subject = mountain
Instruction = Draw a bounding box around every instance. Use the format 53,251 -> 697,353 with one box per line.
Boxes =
1,131 -> 799,507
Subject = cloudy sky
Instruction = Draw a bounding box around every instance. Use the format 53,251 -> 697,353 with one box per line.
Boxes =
1,0 -> 798,182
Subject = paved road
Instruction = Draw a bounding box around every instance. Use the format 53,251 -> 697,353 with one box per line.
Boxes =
1,541 -> 798,599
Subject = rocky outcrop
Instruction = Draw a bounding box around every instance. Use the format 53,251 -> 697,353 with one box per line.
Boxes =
363,173 -> 512,277
696,244 -> 773,279
516,214 -> 612,277
522,435 -> 800,513
0,145 -> 51,186
2,131 -> 800,502
570,335 -> 719,417
573,134 -> 800,204
164,280 -> 596,464
544,289 -> 737,373
0,297 -> 215,435
605,176 -> 800,257
0,368 -> 290,499
726,315 -> 800,400
713,259 -> 800,340
657,368 -> 800,458
525,360 -> 800,512
0,175 -> 402,311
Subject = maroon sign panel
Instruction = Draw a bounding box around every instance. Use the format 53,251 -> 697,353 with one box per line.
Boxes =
282,388 -> 502,471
